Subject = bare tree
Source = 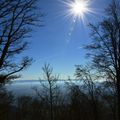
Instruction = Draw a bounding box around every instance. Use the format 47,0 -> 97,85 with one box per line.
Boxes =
33,63 -> 59,120
0,0 -> 43,83
42,63 -> 59,120
75,65 -> 101,120
85,0 -> 120,119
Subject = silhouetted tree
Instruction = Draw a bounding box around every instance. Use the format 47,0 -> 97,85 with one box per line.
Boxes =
0,85 -> 14,120
100,81 -> 117,120
75,65 -> 101,120
16,96 -> 33,120
68,84 -> 90,120
14,95 -> 47,120
33,63 -> 59,120
86,0 -> 120,119
0,0 -> 43,83
42,63 -> 60,120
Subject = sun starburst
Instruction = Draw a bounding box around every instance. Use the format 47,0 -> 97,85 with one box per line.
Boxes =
61,0 -> 93,22
71,0 -> 89,17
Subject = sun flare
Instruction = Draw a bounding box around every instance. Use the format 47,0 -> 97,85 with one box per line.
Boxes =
59,0 -> 93,22
59,0 -> 94,43
70,0 -> 91,19
71,1 -> 88,16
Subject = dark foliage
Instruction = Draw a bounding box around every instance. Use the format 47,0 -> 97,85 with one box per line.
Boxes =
85,0 -> 120,119
0,81 -> 117,120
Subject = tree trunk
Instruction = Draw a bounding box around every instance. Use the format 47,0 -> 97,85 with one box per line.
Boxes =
0,40 -> 10,68
50,85 -> 53,120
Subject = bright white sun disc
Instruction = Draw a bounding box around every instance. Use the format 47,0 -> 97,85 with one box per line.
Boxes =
70,0 -> 90,17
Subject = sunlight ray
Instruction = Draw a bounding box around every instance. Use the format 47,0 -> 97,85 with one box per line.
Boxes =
60,0 -> 94,23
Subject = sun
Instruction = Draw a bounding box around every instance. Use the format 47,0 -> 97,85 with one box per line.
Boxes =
60,0 -> 93,22
59,0 -> 94,43
61,0 -> 93,21
69,0 -> 91,19
71,0 -> 88,16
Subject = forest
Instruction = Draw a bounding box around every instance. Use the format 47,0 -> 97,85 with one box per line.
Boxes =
0,0 -> 120,120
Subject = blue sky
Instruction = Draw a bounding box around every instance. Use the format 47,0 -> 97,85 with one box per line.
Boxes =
19,0 -> 110,80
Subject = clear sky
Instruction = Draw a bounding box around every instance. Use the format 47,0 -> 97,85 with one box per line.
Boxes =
19,0 -> 110,80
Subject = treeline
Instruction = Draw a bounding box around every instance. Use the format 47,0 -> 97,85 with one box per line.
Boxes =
0,81 -> 117,120
0,64 -> 117,120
